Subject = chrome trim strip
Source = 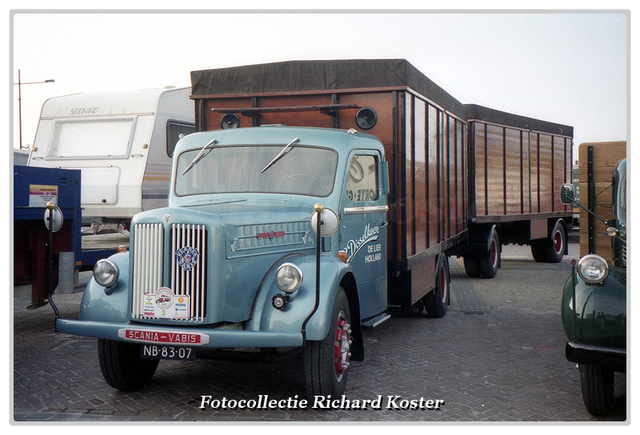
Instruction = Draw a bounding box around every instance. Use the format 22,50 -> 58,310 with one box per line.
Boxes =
343,205 -> 389,215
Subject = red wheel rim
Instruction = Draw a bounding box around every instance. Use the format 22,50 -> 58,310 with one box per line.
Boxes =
333,313 -> 351,381
554,230 -> 563,254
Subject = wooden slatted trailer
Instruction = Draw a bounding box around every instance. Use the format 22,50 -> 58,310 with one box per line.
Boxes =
452,104 -> 574,277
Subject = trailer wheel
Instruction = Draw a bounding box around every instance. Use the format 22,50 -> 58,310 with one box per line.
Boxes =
531,220 -> 566,263
98,339 -> 159,391
304,287 -> 351,398
478,230 -> 500,278
546,221 -> 566,263
424,256 -> 450,318
463,256 -> 481,278
530,242 -> 549,262
579,363 -> 615,416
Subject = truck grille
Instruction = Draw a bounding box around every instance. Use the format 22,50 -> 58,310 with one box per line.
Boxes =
131,223 -> 207,322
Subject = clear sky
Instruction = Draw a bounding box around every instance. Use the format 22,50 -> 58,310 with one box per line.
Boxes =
10,10 -> 629,161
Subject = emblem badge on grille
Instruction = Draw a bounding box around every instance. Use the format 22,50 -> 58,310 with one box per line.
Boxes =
176,246 -> 199,271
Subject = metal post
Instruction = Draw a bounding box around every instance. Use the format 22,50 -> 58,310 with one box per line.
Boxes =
13,70 -> 55,149
301,203 -> 324,339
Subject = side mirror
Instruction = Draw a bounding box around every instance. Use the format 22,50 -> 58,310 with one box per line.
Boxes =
560,184 -> 576,205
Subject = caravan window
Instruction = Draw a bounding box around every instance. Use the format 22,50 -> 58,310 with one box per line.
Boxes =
47,118 -> 135,159
167,121 -> 195,157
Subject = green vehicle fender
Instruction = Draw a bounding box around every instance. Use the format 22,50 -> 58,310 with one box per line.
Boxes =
251,254 -> 354,342
78,252 -> 130,323
561,266 -> 626,348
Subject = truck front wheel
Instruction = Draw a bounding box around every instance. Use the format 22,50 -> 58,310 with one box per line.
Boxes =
304,288 -> 351,398
98,339 -> 159,391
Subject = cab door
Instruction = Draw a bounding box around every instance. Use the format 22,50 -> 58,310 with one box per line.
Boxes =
339,151 -> 389,318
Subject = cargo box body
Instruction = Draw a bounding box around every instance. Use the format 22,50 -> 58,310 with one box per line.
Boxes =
467,104 -> 573,222
191,59 -> 468,306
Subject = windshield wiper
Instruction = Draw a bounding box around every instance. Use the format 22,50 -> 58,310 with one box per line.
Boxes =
182,138 -> 217,175
260,137 -> 300,173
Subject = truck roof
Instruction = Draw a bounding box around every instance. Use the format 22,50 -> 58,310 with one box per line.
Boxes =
190,59 -> 467,119
174,125 -> 385,156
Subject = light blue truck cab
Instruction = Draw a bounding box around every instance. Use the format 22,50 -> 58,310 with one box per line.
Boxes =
56,126 -> 391,397
560,157 -> 626,416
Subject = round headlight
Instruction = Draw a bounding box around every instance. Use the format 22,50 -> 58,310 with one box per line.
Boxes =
275,263 -> 303,294
577,254 -> 609,284
94,259 -> 119,288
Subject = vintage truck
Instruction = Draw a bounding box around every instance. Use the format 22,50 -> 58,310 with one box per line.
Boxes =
55,59 -> 573,397
560,142 -> 626,416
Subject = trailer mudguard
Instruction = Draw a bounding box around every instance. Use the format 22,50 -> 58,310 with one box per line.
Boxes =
77,252 -> 130,324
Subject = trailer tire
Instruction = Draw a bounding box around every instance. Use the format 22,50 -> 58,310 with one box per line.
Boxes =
463,256 -> 481,278
98,339 -> 159,392
546,221 -> 566,263
530,242 -> 549,262
579,363 -> 614,416
478,230 -> 500,278
424,256 -> 450,318
304,287 -> 351,398
531,220 -> 566,263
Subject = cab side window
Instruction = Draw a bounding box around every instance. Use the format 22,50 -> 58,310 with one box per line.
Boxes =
346,154 -> 379,202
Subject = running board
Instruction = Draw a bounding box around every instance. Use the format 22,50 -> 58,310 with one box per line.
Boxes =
361,312 -> 391,329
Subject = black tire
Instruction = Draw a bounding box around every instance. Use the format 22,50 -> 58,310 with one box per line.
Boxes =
531,221 -> 566,263
424,256 -> 450,318
304,287 -> 351,398
530,241 -> 549,262
579,363 -> 615,416
478,230 -> 500,278
463,256 -> 482,278
98,339 -> 159,391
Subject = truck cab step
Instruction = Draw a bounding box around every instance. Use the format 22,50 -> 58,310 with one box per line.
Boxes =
361,312 -> 391,329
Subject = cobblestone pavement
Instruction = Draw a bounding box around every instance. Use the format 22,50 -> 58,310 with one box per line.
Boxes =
12,231 -> 627,423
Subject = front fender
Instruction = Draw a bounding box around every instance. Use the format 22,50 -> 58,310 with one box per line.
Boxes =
561,265 -> 626,349
247,255 -> 352,341
78,252 -> 131,323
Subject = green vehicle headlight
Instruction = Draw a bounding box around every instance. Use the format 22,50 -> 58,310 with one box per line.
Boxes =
577,254 -> 609,284
275,263 -> 303,294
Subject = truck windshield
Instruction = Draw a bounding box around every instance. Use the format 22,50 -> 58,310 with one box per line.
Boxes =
175,145 -> 338,197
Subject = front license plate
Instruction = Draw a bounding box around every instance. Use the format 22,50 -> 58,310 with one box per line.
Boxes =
141,345 -> 195,361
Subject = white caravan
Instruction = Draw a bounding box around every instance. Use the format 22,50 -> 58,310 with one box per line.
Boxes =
28,87 -> 195,228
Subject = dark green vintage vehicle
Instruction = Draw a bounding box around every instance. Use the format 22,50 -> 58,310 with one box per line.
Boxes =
560,159 -> 626,416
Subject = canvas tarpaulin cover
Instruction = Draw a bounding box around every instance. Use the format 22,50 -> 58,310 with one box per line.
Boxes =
190,59 -> 467,118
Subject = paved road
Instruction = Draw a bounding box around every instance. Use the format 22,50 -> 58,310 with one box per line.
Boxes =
12,230 -> 627,422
